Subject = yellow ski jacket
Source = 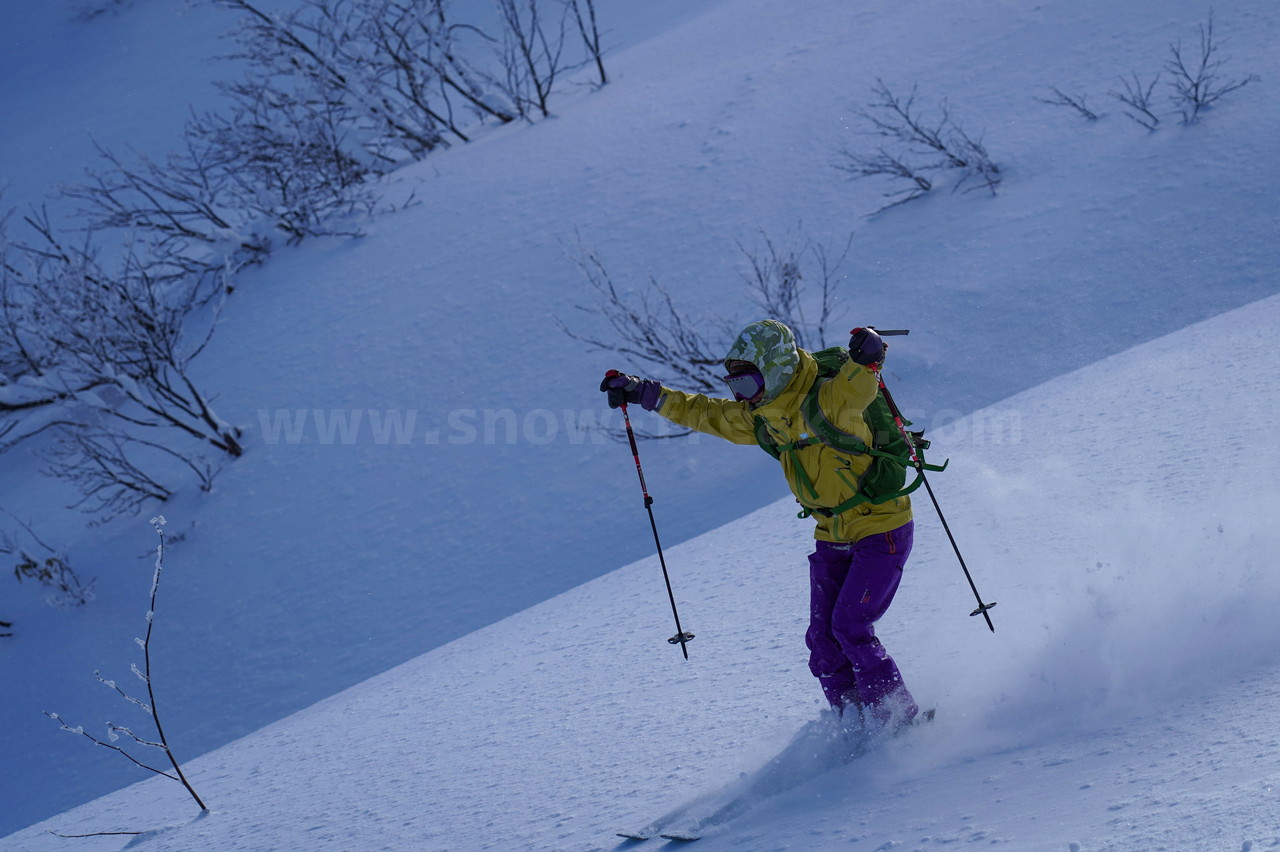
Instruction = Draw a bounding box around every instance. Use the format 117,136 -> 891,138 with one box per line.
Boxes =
657,349 -> 913,543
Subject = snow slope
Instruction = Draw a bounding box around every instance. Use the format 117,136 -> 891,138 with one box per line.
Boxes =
5,289 -> 1280,851
3,0 -> 1280,837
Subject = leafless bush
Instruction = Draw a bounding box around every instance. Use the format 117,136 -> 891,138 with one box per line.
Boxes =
1035,86 -> 1101,121
737,231 -> 850,352
1,211 -> 240,521
216,0 -> 456,161
8,0 -> 614,526
557,235 -> 726,395
559,229 -> 854,437
214,0 -> 594,159
46,516 -> 208,818
2,509 -> 95,607
41,428 -> 220,524
1109,72 -> 1162,130
40,429 -> 175,523
186,86 -> 376,243
834,149 -> 933,212
3,213 -> 241,453
70,0 -> 134,21
838,80 -> 1001,214
63,90 -> 375,265
1056,15 -> 1258,132
494,0 -> 572,120
568,0 -> 606,87
359,0 -> 518,130
63,142 -> 270,277
1165,13 -> 1259,123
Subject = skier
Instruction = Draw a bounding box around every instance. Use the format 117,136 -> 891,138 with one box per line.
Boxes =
601,319 -> 918,735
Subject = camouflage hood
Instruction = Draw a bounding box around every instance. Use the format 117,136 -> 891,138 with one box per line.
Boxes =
724,320 -> 800,405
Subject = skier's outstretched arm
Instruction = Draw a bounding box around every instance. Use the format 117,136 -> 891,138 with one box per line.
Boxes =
656,386 -> 758,445
600,373 -> 756,445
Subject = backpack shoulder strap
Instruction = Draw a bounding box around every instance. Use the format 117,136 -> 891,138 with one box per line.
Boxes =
752,415 -> 782,459
799,377 -> 871,457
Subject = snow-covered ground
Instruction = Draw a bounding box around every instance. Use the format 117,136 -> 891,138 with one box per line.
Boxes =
3,0 -> 1279,844
6,291 -> 1280,850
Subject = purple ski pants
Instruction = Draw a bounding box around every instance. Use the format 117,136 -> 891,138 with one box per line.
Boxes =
805,522 -> 917,724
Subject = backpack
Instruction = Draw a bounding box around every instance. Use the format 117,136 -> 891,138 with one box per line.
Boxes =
751,346 -> 946,517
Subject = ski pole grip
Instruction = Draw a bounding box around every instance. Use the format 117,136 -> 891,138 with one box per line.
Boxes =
604,369 -> 629,412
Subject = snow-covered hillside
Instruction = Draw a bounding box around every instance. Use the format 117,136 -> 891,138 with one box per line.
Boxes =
3,0 -> 1279,840
6,290 -> 1280,851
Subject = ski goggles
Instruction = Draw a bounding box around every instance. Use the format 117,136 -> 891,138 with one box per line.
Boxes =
723,366 -> 765,402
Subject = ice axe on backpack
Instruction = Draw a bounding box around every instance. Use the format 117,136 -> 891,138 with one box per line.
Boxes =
604,369 -> 695,659
868,329 -> 998,633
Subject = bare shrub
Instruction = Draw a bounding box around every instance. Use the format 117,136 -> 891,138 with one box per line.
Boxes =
1109,72 -> 1162,131
1,210 -> 240,521
736,231 -> 850,352
46,516 -> 208,821
568,0 -> 607,87
215,0 -> 458,160
1035,87 -> 1101,121
834,149 -> 933,212
557,235 -> 726,395
2,509 -> 95,607
559,230 -> 854,438
838,80 -> 1001,214
213,0 -> 600,157
1166,13 -> 1259,123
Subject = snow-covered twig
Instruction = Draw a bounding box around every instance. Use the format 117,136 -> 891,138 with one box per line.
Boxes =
43,712 -> 176,779
95,670 -> 152,713
44,517 -> 208,816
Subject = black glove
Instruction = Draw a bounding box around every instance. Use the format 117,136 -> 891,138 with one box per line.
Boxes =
600,372 -> 663,410
848,327 -> 885,367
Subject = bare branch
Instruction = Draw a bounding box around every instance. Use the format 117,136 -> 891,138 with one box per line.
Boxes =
44,712 -> 177,780
2,509 -> 96,607
566,0 -> 607,86
558,228 -> 856,441
1109,72 -> 1162,130
493,0 -> 574,120
835,148 -> 933,214
1165,13 -> 1259,123
1035,86 -> 1101,121
736,230 -> 852,351
838,80 -> 1001,213
556,234 -> 724,393
45,518 -> 208,812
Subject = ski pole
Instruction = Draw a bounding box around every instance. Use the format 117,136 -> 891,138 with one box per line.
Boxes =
605,370 -> 695,659
869,346 -> 998,633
